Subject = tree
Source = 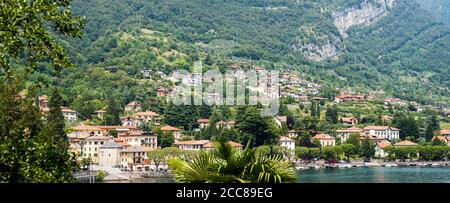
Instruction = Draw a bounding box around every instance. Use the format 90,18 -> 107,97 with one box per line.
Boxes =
361,137 -> 375,162
147,150 -> 165,172
393,114 -> 420,140
41,89 -> 75,181
310,101 -> 317,117
325,105 -> 338,124
312,138 -> 322,148
160,132 -> 175,148
345,133 -> 361,153
0,0 -> 83,183
236,106 -> 277,147
425,114 -> 439,141
46,89 -> 68,149
431,137 -> 447,146
0,0 -> 84,73
321,147 -> 338,161
105,93 -> 121,125
168,142 -> 296,183
295,147 -> 309,163
138,122 -> 152,133
109,129 -> 119,138
341,144 -> 356,161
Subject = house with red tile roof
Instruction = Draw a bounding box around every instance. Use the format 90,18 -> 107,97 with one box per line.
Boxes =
118,131 -> 158,149
334,95 -> 365,103
197,118 -> 210,129
173,140 -> 211,150
432,136 -> 449,146
161,125 -> 182,141
93,109 -> 106,120
312,134 -> 336,146
375,140 -> 392,158
336,126 -> 363,142
68,124 -> 106,138
394,140 -> 419,147
440,129 -> 450,137
340,117 -> 358,125
203,141 -> 244,151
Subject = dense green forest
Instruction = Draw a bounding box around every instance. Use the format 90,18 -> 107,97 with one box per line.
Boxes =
32,0 -> 449,111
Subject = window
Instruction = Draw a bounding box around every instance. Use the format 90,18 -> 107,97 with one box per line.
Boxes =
94,141 -> 98,145
101,141 -> 104,145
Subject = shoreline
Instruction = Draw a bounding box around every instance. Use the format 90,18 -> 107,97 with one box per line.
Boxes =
294,160 -> 450,170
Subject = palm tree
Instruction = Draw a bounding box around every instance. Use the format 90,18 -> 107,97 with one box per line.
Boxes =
167,141 -> 297,183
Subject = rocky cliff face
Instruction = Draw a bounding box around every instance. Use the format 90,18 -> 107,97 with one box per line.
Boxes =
333,0 -> 396,37
292,25 -> 345,62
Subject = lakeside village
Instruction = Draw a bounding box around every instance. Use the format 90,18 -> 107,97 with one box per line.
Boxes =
37,65 -> 450,182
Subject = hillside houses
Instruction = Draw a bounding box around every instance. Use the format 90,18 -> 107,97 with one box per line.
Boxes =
216,120 -> 236,129
197,118 -> 210,129
384,98 -> 407,106
121,111 -> 161,126
124,101 -> 142,114
41,106 -> 78,122
340,117 -> 358,125
279,72 -> 321,102
334,95 -> 365,103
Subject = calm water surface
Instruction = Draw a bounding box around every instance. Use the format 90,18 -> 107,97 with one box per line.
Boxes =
297,167 -> 450,183
105,167 -> 450,183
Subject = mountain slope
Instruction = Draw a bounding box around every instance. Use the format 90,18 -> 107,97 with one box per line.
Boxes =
55,0 -> 449,106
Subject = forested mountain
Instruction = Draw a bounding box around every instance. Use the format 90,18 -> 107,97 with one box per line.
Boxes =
38,0 -> 449,110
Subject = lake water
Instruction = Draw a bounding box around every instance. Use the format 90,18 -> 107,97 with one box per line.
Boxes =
297,167 -> 450,183
104,167 -> 450,183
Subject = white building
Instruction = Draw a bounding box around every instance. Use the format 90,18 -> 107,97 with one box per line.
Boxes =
99,140 -> 123,167
118,131 -> 158,149
336,126 -> 363,142
41,106 -> 77,122
174,140 -> 211,150
279,136 -> 295,151
312,134 -> 336,147
197,118 -> 210,129
287,130 -> 300,139
363,126 -> 399,141
375,140 -> 392,158
80,136 -> 110,164
133,111 -> 161,126
61,107 -> 77,122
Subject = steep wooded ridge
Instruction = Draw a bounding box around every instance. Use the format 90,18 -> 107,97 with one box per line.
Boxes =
48,0 -> 448,106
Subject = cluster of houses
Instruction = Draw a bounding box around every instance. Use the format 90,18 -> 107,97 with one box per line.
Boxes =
280,72 -> 321,103
284,125 -> 401,157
